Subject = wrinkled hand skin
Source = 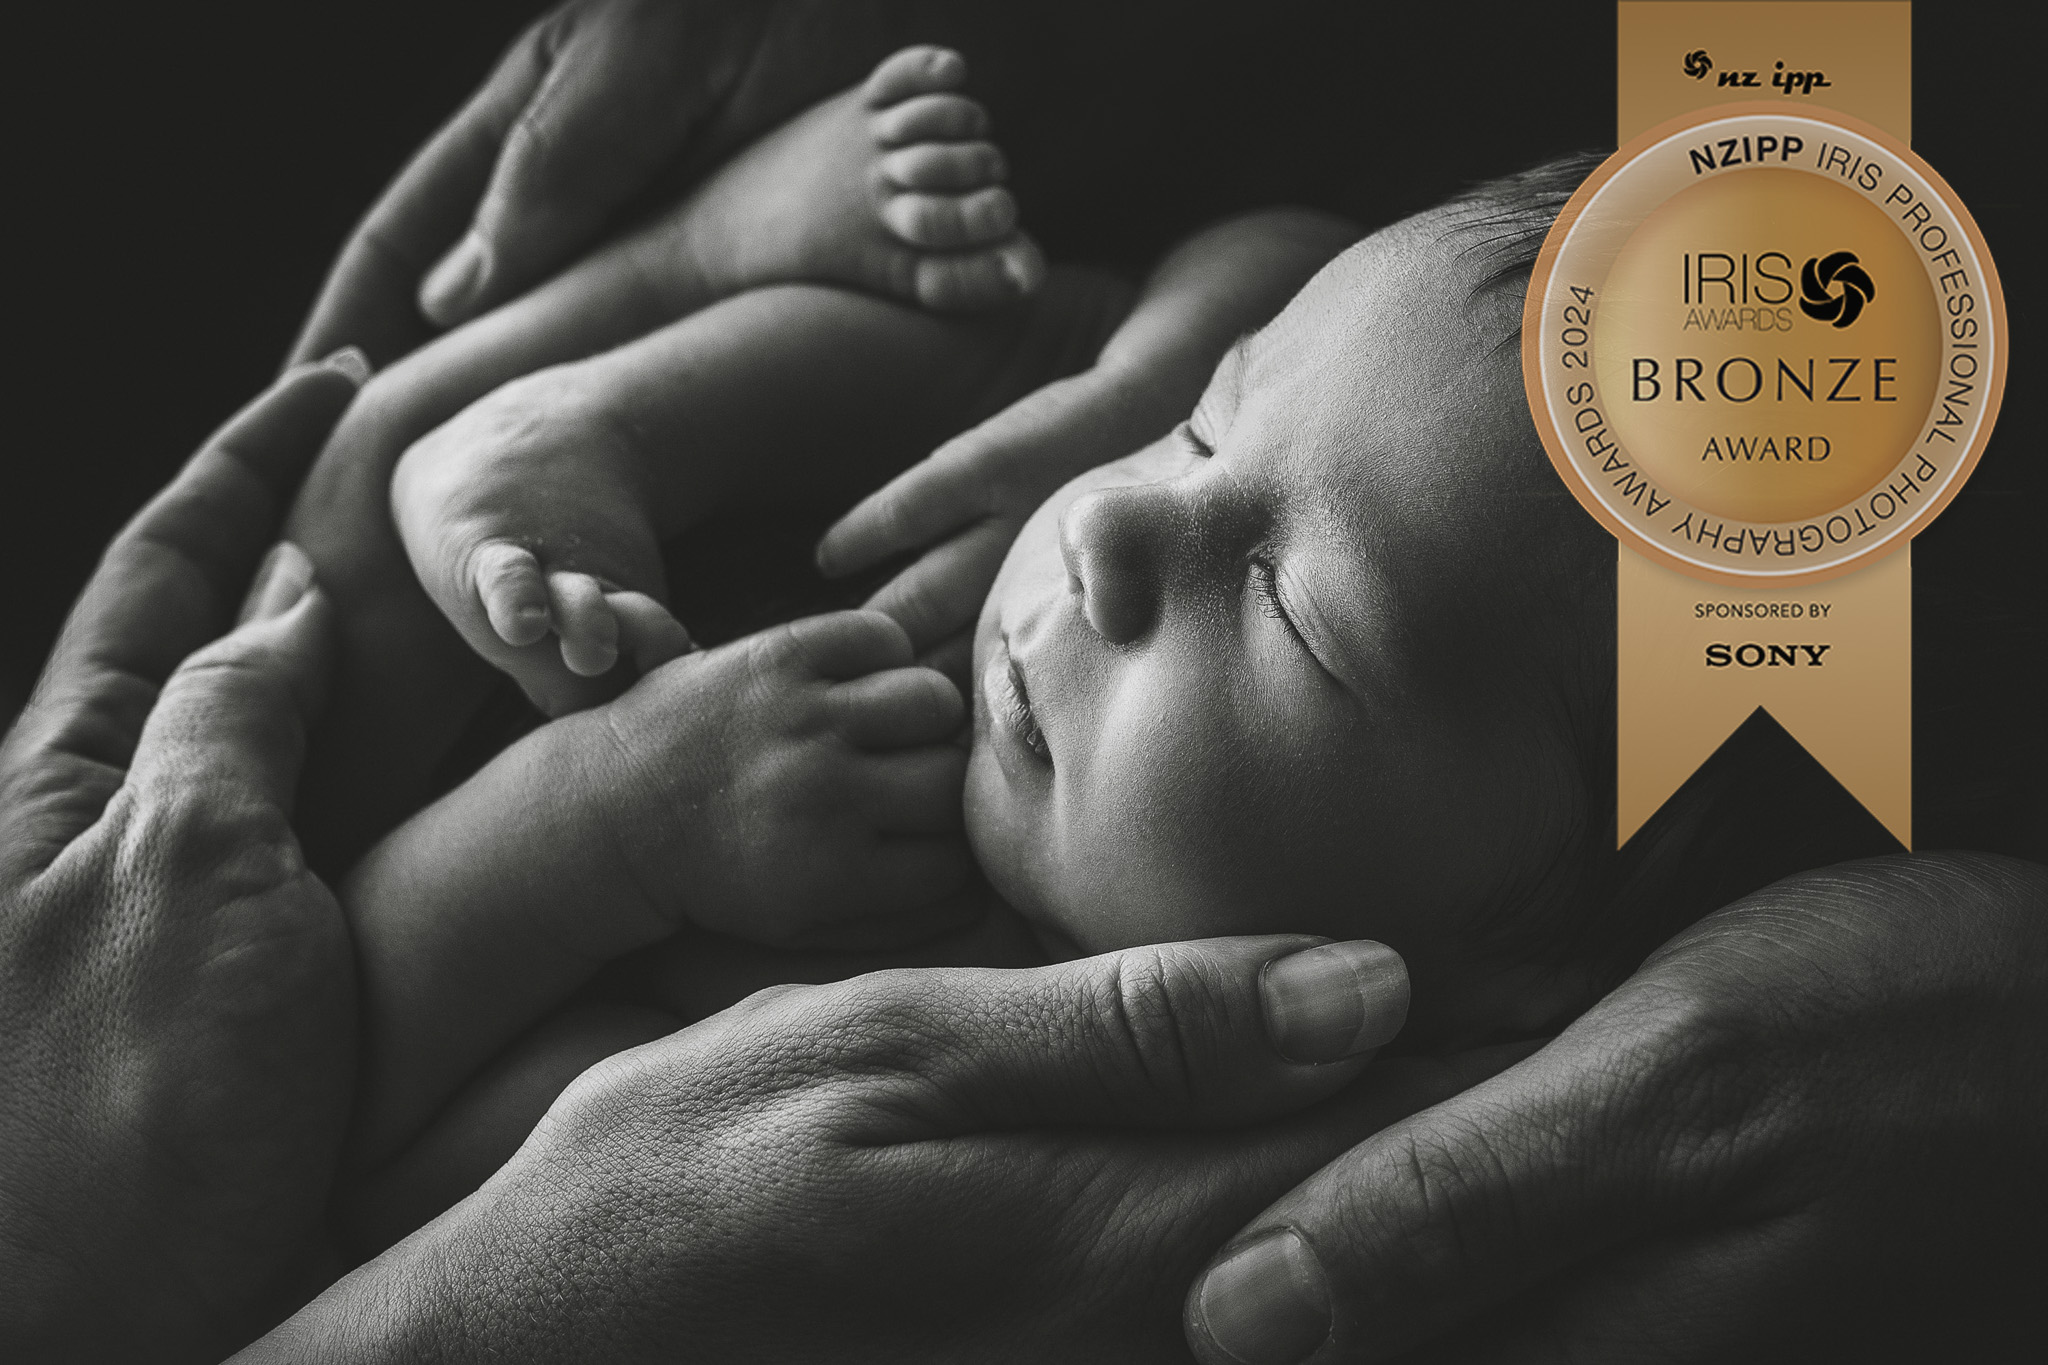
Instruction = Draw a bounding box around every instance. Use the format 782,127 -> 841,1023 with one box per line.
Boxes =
1196,852 -> 2048,1364
0,368 -> 359,1363
245,938 -> 1522,1363
0,756 -> 354,1359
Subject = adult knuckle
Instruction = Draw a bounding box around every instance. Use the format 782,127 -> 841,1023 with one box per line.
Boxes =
1097,945 -> 1222,1111
818,968 -> 957,1073
1588,980 -> 1783,1185
129,777 -> 300,892
1372,1116 -> 1520,1288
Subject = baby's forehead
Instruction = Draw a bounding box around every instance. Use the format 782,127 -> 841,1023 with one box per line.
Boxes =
1251,211 -> 1508,386
1220,209 -> 1565,588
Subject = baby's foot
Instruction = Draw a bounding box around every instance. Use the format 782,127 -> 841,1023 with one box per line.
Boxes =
393,368 -> 694,718
632,44 -> 1044,313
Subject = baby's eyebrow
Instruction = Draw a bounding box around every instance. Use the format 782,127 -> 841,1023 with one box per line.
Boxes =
1227,329 -> 1260,375
1216,330 -> 1260,406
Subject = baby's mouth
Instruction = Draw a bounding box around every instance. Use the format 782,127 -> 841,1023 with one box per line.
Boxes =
983,633 -> 1051,766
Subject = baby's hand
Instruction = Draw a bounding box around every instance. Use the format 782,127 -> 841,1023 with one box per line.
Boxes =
815,366 -> 1181,676
614,609 -> 973,948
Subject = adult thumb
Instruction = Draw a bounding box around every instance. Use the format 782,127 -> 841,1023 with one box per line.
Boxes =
415,10 -> 734,329
127,544 -> 335,821
1183,994 -> 1721,1365
774,936 -> 1413,1139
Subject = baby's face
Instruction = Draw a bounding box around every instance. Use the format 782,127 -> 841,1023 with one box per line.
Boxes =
967,211 -> 1609,1008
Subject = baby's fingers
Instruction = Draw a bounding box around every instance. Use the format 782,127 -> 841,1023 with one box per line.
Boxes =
816,450 -> 989,578
830,667 -> 965,750
474,541 -> 551,647
856,747 -> 968,834
548,571 -> 618,676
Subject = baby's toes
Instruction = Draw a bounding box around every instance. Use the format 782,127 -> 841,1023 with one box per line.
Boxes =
882,186 -> 1018,250
913,234 -> 1046,312
830,667 -> 966,750
878,140 -> 1006,193
871,92 -> 990,149
862,45 -> 968,109
472,540 -> 551,647
548,571 -> 620,677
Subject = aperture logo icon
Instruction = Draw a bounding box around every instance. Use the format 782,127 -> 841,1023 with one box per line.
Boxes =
1685,49 -> 1713,79
1799,250 -> 1876,327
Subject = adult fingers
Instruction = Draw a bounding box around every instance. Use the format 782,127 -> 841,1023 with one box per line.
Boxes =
127,554 -> 336,822
286,25 -> 550,366
861,520 -> 1014,651
815,448 -> 992,578
416,0 -> 761,330
742,936 -> 1412,1138
1184,985 -> 1745,1365
4,358 -> 360,841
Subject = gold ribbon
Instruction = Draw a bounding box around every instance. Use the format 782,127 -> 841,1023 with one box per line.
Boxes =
1614,1 -> 1916,846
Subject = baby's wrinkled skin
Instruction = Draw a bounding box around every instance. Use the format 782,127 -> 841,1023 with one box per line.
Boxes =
967,208 -> 1614,1040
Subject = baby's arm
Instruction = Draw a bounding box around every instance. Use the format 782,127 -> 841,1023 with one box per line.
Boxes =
816,208 -> 1363,670
341,609 -> 972,1170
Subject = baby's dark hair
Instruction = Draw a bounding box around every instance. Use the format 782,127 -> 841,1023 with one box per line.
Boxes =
1440,151 -> 1608,309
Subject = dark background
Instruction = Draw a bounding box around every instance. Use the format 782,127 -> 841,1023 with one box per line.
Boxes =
6,1 -> 2039,842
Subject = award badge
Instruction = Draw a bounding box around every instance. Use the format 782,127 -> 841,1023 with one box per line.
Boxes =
1523,2 -> 2005,845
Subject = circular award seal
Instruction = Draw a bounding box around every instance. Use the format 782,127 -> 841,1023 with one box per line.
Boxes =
1523,104 -> 2006,585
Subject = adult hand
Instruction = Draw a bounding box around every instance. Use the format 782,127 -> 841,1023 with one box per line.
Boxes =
287,0 -> 917,367
816,364 -> 1168,678
0,357 -> 366,1361
1186,852 -> 2048,1364
245,936 -> 1525,1362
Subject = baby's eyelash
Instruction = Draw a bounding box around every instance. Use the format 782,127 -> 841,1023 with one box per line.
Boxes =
1249,556 -> 1306,645
1176,421 -> 1215,458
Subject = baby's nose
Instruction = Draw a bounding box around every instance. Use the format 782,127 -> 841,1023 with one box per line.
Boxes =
1059,483 -> 1169,644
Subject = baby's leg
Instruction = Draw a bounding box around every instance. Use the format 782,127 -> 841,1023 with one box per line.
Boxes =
292,271 -> 1126,865
392,269 -> 1129,716
343,610 -> 980,1173
346,43 -> 1036,456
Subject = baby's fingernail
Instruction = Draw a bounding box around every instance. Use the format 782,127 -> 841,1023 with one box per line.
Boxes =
1259,941 -> 1407,1064
421,232 -> 490,324
320,346 -> 372,387
1191,1228 -> 1332,1365
240,542 -> 315,624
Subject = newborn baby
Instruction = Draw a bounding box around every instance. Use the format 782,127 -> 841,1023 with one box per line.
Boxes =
968,164 -> 1613,1039
343,160 -> 1621,1236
